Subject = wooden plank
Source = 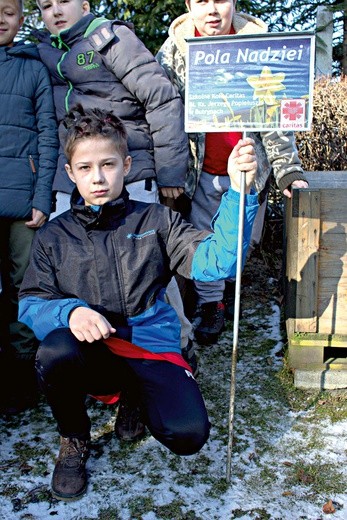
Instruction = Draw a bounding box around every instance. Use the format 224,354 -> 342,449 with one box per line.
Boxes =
293,361 -> 347,370
289,332 -> 347,347
320,235 -> 347,255
321,221 -> 347,234
319,252 -> 347,272
318,279 -> 347,299
295,190 -> 320,332
284,195 -> 299,338
304,171 -> 347,188
320,190 -> 347,218
318,237 -> 347,329
318,297 -> 347,315
318,317 -> 347,334
319,235 -> 347,273
320,278 -> 347,291
320,233 -> 347,248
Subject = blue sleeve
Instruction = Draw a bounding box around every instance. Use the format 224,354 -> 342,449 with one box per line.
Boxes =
18,296 -> 90,341
32,63 -> 59,216
191,188 -> 258,281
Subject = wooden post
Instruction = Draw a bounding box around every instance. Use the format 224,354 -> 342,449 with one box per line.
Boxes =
315,6 -> 333,77
285,187 -> 320,338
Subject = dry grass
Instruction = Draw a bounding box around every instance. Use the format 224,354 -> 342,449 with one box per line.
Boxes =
262,76 -> 347,262
296,76 -> 347,172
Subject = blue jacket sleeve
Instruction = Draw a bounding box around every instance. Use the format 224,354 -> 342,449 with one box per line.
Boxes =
32,63 -> 59,216
18,296 -> 90,341
18,230 -> 90,340
191,188 -> 258,281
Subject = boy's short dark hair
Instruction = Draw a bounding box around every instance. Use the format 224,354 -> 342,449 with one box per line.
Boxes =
63,104 -> 129,163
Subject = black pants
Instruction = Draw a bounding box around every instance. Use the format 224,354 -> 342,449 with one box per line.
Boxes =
36,329 -> 210,455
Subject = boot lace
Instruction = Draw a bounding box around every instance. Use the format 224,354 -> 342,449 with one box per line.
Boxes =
59,437 -> 89,468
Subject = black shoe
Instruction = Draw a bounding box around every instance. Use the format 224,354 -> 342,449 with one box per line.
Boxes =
223,281 -> 242,321
114,395 -> 146,442
51,437 -> 90,501
181,338 -> 199,377
194,301 -> 225,346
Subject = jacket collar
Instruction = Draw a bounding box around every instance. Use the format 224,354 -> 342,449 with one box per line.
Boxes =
0,40 -> 40,60
33,13 -> 96,47
71,186 -> 130,228
50,13 -> 95,48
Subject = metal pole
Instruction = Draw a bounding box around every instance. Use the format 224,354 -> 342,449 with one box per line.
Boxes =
226,130 -> 247,482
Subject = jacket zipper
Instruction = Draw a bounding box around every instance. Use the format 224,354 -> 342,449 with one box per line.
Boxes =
29,155 -> 36,174
55,36 -> 73,113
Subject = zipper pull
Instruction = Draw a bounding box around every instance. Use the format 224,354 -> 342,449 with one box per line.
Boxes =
29,155 -> 36,174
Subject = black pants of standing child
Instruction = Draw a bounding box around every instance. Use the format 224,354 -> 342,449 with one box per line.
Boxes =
36,328 -> 210,455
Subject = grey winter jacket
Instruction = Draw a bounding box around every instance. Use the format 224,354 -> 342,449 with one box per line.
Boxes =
0,42 -> 58,218
157,12 -> 307,198
35,14 -> 188,194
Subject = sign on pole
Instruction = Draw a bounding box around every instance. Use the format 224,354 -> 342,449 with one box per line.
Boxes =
185,31 -> 315,483
185,32 -> 315,133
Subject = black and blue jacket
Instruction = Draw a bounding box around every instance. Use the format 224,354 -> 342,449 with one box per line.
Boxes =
0,42 -> 58,219
19,188 -> 258,354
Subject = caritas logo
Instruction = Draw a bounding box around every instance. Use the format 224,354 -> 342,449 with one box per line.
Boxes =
280,99 -> 306,129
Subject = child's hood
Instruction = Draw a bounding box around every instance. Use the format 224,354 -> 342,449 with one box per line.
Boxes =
32,13 -> 134,47
6,40 -> 41,60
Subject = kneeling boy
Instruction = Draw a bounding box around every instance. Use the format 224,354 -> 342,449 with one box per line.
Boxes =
19,105 -> 258,501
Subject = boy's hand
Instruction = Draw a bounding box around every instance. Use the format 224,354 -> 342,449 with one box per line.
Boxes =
283,180 -> 309,199
69,307 -> 116,343
25,209 -> 47,228
227,138 -> 257,193
159,186 -> 184,199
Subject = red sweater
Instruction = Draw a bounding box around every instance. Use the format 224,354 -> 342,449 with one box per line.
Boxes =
195,27 -> 243,175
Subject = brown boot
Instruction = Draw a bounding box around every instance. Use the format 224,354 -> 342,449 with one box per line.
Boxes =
51,436 -> 90,501
114,395 -> 146,442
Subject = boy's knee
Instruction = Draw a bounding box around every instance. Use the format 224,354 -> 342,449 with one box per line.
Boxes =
36,328 -> 79,377
169,426 -> 210,455
156,419 -> 210,456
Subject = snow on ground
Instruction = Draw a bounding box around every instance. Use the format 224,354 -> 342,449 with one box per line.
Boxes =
1,264 -> 346,520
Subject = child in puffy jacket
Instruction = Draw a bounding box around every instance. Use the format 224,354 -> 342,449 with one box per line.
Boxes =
0,0 -> 58,414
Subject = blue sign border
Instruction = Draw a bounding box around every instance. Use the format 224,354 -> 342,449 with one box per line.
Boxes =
185,32 -> 315,133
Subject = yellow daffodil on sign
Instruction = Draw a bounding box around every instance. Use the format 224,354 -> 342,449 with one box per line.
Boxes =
247,66 -> 286,105
266,104 -> 280,123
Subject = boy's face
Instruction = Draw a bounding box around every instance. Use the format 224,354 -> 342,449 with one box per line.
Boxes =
65,136 -> 131,207
186,0 -> 235,37
0,0 -> 23,47
37,0 -> 90,36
